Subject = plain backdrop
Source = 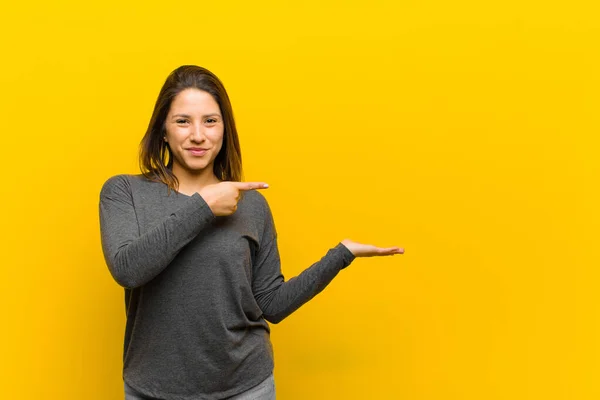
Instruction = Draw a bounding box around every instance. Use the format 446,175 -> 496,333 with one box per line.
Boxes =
0,1 -> 598,399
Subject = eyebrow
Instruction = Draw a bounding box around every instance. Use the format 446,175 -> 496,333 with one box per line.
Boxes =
172,113 -> 221,119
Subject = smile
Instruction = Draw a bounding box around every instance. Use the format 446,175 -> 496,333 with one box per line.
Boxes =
188,149 -> 208,156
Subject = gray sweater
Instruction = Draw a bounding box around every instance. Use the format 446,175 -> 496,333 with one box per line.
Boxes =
99,174 -> 356,399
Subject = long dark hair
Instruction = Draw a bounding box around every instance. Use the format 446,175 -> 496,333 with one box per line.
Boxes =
139,65 -> 243,193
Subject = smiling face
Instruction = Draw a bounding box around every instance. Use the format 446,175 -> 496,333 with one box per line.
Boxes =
164,88 -> 224,178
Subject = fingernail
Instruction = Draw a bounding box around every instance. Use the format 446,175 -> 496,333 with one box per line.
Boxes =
263,184 -> 269,188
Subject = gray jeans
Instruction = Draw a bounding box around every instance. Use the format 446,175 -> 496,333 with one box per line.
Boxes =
124,374 -> 276,400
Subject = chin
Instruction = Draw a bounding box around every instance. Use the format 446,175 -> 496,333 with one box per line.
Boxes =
187,161 -> 213,172
173,155 -> 214,173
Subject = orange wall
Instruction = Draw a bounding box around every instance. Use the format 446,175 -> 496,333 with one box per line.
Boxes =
1,1 -> 598,398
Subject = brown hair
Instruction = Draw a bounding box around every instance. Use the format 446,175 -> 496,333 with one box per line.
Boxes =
139,65 -> 243,193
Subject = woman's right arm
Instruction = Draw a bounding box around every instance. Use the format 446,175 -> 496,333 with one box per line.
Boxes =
99,175 -> 215,288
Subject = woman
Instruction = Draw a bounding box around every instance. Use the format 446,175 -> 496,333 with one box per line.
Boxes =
99,65 -> 404,400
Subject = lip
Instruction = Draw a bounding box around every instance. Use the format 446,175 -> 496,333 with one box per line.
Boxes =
187,148 -> 208,156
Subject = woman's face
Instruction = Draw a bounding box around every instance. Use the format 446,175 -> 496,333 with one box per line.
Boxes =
164,88 -> 224,176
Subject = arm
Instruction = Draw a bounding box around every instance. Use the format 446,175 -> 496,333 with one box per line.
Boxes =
251,199 -> 356,324
253,239 -> 355,324
99,175 -> 216,288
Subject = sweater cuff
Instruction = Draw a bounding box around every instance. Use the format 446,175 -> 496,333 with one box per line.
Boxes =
181,193 -> 216,228
334,242 -> 356,269
189,192 -> 216,220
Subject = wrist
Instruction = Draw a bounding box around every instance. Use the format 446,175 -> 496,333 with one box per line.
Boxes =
340,240 -> 355,256
198,191 -> 216,213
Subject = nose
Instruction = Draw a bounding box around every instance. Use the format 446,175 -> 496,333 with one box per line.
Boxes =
190,123 -> 206,142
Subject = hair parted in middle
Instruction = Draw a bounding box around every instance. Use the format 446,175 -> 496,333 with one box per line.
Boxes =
139,65 -> 243,194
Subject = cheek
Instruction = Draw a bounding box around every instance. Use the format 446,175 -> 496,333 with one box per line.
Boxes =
209,129 -> 225,149
166,128 -> 187,141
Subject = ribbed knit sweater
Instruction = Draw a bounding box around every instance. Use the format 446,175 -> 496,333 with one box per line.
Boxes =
99,174 -> 356,399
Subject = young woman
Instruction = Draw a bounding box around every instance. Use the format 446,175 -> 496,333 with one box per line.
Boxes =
99,65 -> 404,400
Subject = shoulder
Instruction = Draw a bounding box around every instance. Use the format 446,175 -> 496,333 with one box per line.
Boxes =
100,174 -> 160,196
242,189 -> 277,240
100,174 -> 132,196
242,188 -> 273,216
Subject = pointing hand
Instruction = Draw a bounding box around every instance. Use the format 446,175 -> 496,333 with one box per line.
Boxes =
199,181 -> 269,216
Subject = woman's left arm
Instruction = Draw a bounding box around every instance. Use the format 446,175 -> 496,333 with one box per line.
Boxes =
252,237 -> 355,324
251,200 -> 403,324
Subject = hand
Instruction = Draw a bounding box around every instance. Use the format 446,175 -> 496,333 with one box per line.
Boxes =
199,181 -> 269,216
341,239 -> 404,257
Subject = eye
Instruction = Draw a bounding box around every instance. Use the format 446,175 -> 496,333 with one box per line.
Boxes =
206,118 -> 218,124
176,119 -> 188,124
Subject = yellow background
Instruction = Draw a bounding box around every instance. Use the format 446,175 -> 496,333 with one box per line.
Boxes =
1,0 -> 598,399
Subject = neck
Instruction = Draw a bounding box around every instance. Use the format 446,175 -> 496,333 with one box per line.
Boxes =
172,164 -> 221,194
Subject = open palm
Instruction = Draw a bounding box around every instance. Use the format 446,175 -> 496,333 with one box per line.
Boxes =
341,239 -> 404,257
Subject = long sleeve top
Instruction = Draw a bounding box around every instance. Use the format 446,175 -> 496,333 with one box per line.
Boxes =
98,174 -> 356,400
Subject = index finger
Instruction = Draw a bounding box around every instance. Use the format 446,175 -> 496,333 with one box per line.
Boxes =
232,182 -> 270,191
